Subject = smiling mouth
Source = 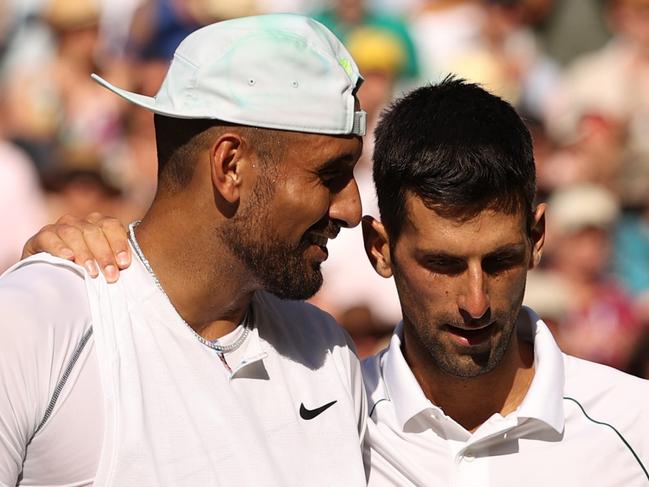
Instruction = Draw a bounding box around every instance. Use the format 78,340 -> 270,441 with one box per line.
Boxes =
304,233 -> 332,262
305,233 -> 329,247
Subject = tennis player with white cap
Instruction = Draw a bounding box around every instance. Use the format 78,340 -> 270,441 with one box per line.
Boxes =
0,14 -> 369,486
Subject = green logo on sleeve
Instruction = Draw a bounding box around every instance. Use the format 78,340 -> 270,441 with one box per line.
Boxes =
338,58 -> 353,78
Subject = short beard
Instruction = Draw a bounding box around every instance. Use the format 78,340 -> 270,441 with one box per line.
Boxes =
219,177 -> 323,301
416,314 -> 518,378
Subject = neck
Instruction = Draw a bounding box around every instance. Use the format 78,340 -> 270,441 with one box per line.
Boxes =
133,200 -> 260,341
404,316 -> 535,432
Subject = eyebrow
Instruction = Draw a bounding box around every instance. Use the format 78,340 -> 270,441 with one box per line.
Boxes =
316,153 -> 357,172
423,243 -> 527,260
485,243 -> 527,258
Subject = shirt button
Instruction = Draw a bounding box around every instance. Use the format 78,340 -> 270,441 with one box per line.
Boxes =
463,453 -> 475,462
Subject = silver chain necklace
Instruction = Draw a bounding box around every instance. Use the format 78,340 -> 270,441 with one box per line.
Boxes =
128,221 -> 250,354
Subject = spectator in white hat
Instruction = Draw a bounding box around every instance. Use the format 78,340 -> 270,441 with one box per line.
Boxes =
545,183 -> 642,369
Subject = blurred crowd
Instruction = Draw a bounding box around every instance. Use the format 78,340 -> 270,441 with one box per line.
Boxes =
2,0 -> 649,377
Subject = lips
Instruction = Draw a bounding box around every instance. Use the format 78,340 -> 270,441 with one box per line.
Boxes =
304,233 -> 332,262
305,233 -> 329,247
446,322 -> 496,347
302,222 -> 340,262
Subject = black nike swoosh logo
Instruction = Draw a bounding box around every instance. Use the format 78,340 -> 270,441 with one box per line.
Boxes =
299,400 -> 337,420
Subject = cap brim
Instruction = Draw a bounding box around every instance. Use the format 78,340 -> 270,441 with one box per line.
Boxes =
91,73 -> 198,119
91,73 -> 367,134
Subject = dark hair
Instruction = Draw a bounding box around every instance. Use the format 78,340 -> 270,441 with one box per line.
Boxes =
153,114 -> 285,192
154,114 -> 218,191
373,76 -> 536,240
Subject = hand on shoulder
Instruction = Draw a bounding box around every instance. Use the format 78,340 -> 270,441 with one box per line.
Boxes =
22,213 -> 131,283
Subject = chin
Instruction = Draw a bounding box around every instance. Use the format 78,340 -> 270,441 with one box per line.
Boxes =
265,271 -> 323,301
428,338 -> 503,378
435,355 -> 494,378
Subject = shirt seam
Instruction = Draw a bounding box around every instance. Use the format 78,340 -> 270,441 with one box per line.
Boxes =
563,396 -> 649,482
33,326 -> 94,435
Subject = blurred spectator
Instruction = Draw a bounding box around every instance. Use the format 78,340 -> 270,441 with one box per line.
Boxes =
450,0 -> 560,118
128,0 -> 205,62
614,196 -> 649,296
545,184 -> 642,369
0,140 -> 47,272
256,0 -> 319,14
97,0 -> 142,57
548,0 -> 649,208
409,0 -> 484,80
542,109 -> 628,197
0,0 -> 55,80
312,0 -> 420,81
532,0 -> 610,65
0,0 -> 13,68
525,115 -> 557,201
523,269 -> 570,338
346,26 -> 407,129
626,326 -> 649,378
371,0 -> 424,16
613,192 -> 649,328
4,0 -> 126,172
41,144 -> 138,223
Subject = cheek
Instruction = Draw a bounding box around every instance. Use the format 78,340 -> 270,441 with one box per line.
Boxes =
272,182 -> 329,234
393,266 -> 454,320
491,270 -> 528,312
284,179 -> 328,211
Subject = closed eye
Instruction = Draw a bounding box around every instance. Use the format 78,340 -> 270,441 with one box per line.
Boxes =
482,250 -> 526,275
316,154 -> 357,192
319,170 -> 353,192
425,257 -> 466,276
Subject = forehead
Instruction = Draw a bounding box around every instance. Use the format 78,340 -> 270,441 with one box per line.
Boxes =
398,193 -> 528,255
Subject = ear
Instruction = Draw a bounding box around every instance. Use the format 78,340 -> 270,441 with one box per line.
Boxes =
362,216 -> 393,278
529,203 -> 546,269
210,133 -> 246,204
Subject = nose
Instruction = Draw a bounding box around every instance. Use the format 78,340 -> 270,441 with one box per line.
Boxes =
458,265 -> 490,321
329,176 -> 362,228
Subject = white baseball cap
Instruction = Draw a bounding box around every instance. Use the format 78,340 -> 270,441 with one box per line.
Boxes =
92,14 -> 366,136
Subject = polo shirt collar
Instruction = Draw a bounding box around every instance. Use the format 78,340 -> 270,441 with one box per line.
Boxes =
229,325 -> 268,379
381,307 -> 566,434
228,295 -> 269,379
516,306 -> 565,433
382,321 -> 439,430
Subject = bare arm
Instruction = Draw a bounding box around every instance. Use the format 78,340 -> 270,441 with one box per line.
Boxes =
21,213 -> 131,283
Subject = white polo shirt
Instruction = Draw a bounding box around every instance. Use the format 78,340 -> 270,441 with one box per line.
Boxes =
362,307 -> 649,486
0,253 -> 367,486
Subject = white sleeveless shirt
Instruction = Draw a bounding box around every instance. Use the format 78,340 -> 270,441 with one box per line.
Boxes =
0,253 -> 367,486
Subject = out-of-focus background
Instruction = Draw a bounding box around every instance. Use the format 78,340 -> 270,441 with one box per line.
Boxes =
2,0 -> 649,377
